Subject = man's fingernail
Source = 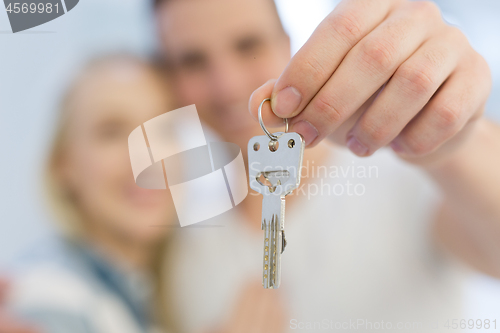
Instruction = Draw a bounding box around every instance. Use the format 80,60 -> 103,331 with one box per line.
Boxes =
291,120 -> 318,146
390,140 -> 405,154
346,136 -> 369,156
272,86 -> 302,117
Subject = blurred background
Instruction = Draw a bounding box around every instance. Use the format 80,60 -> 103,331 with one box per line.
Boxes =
1,0 -> 500,323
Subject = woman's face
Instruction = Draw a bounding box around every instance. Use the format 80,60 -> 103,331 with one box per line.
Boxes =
59,60 -> 175,245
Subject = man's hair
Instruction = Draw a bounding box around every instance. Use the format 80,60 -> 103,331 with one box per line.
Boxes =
153,0 -> 164,8
153,0 -> 285,34
153,0 -> 278,11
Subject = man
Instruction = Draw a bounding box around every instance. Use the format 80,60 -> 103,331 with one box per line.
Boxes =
155,0 -> 500,332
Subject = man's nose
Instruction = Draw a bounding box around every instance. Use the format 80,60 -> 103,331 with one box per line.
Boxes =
209,56 -> 249,105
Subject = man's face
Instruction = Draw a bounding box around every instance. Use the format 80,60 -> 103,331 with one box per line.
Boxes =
156,0 -> 290,140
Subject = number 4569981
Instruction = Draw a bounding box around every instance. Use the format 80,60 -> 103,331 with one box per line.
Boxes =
444,319 -> 497,330
6,2 -> 59,14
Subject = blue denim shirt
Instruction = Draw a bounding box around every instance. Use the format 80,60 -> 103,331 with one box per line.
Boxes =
9,237 -> 160,333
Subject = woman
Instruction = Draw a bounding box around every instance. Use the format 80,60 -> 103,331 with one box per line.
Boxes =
3,53 -> 287,333
7,54 -> 176,333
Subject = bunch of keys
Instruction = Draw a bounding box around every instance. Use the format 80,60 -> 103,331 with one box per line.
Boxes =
248,98 -> 305,289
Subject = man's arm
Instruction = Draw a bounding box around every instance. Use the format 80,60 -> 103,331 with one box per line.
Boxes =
249,0 -> 499,276
429,119 -> 500,277
0,278 -> 39,333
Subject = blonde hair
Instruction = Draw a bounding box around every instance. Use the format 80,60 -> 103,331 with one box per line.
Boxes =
43,53 -> 175,331
44,67 -> 86,239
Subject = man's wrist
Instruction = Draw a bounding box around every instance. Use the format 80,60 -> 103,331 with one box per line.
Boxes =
392,117 -> 484,175
423,118 -> 487,176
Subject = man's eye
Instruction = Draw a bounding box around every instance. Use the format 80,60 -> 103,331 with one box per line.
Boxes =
236,36 -> 263,57
96,121 -> 127,141
179,52 -> 208,71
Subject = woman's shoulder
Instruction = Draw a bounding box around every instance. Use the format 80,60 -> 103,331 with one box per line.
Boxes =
7,255 -> 106,333
8,240 -> 147,333
9,260 -> 97,312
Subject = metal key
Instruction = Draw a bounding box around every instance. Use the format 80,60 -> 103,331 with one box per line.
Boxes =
248,100 -> 305,288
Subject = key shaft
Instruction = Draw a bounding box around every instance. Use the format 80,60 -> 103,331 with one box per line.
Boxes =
247,132 -> 304,289
262,194 -> 285,288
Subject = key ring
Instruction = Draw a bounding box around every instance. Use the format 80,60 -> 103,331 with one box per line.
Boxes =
258,98 -> 289,141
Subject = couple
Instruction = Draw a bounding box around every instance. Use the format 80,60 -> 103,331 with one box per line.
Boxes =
3,0 -> 500,332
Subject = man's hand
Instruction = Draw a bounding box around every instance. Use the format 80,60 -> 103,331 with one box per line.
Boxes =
0,278 -> 39,333
250,0 -> 491,164
203,281 -> 287,333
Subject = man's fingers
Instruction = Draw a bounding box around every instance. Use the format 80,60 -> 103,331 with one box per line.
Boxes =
0,277 -> 12,306
347,27 -> 465,156
253,289 -> 285,333
288,0 -> 444,146
249,79 -> 284,128
270,0 -> 403,119
0,315 -> 40,333
227,283 -> 261,333
222,282 -> 286,333
390,53 -> 491,158
0,279 -> 9,304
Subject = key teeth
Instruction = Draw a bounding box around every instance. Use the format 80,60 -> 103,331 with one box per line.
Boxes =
260,195 -> 286,289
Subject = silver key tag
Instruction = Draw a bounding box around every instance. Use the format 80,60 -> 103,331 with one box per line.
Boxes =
248,132 -> 304,196
247,99 -> 305,289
